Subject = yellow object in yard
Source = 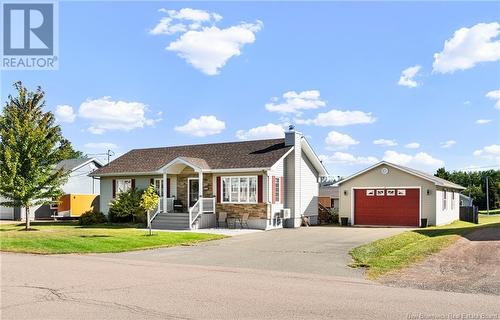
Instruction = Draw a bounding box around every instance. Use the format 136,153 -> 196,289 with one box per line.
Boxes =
58,194 -> 100,217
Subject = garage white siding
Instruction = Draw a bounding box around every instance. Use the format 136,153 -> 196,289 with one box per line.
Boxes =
435,188 -> 460,226
0,197 -> 14,220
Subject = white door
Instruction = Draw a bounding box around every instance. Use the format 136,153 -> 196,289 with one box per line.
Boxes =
0,205 -> 14,220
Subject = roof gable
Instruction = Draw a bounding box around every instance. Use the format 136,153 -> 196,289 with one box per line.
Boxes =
92,139 -> 292,176
56,158 -> 103,172
337,161 -> 465,190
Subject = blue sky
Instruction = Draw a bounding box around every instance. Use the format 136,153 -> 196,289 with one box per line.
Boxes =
1,1 -> 499,177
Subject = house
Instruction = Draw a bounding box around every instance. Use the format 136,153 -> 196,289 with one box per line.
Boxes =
319,185 -> 340,210
0,158 -> 102,220
90,129 -> 328,230
337,161 -> 465,227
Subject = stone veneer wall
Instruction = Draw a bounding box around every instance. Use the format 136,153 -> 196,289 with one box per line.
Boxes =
215,203 -> 268,219
175,167 -> 213,210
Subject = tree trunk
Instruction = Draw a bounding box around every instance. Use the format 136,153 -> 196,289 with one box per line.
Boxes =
25,206 -> 30,230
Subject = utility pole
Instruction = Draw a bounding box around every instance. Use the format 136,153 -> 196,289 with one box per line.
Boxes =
485,176 -> 489,215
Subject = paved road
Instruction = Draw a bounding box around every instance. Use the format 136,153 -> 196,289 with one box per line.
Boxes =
2,227 -> 499,319
108,226 -> 409,278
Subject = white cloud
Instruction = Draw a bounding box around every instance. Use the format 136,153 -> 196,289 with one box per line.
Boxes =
83,142 -> 118,150
319,152 -> 378,165
405,142 -> 420,149
464,101 -> 471,105
398,65 -> 421,88
441,140 -> 457,148
373,139 -> 398,147
433,22 -> 500,73
236,123 -> 284,140
383,150 -> 444,170
175,115 -> 225,137
476,119 -> 492,125
55,105 -> 76,123
79,97 -> 159,134
149,8 -> 221,35
150,8 -> 262,75
265,90 -> 326,114
324,131 -> 359,150
166,21 -> 262,75
473,144 -> 500,163
486,89 -> 500,109
296,109 -> 376,127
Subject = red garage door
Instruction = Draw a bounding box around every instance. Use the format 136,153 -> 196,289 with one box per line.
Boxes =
354,188 -> 419,226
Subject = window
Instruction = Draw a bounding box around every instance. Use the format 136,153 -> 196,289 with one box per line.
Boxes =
387,190 -> 395,196
154,179 -> 164,197
222,176 -> 257,203
274,177 -> 281,203
397,189 -> 406,196
116,179 -> 131,195
442,190 -> 447,210
451,191 -> 455,210
366,190 -> 375,196
376,190 -> 385,196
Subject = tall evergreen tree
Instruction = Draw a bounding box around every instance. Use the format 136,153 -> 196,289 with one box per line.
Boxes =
0,82 -> 71,229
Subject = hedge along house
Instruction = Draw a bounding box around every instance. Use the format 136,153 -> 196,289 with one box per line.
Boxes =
337,161 -> 465,227
90,129 -> 328,230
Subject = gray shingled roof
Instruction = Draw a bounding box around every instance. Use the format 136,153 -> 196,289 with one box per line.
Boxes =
55,158 -> 100,172
91,139 -> 292,176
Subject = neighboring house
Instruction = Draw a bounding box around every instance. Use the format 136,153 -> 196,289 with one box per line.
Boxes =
91,130 -> 328,230
0,158 -> 103,220
337,161 -> 465,227
319,185 -> 339,209
459,194 -> 473,207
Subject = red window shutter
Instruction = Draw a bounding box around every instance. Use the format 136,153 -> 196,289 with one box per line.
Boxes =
281,177 -> 284,204
150,178 -> 154,186
257,175 -> 263,203
167,178 -> 171,197
131,179 -> 136,190
112,179 -> 116,198
272,176 -> 276,204
216,176 -> 221,203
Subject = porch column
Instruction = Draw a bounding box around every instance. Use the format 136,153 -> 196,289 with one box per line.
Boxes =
198,170 -> 203,213
163,172 -> 167,212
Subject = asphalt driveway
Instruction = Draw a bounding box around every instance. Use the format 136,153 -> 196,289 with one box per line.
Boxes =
106,226 -> 409,278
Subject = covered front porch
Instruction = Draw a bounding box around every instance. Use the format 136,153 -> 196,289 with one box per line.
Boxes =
151,157 -> 216,230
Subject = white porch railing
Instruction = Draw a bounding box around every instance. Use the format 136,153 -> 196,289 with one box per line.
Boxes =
189,197 -> 216,230
158,197 -> 175,213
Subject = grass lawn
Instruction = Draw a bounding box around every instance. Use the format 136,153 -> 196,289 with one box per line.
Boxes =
478,208 -> 500,214
0,221 -> 225,254
350,214 -> 500,279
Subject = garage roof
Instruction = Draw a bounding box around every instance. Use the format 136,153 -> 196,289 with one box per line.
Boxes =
337,161 -> 466,190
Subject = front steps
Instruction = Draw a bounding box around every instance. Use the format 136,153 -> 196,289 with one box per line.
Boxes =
151,212 -> 190,230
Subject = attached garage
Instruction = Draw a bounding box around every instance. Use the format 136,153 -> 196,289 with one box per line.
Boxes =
354,188 -> 420,226
338,161 -> 465,227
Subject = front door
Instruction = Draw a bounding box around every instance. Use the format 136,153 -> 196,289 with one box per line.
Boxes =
188,178 -> 199,208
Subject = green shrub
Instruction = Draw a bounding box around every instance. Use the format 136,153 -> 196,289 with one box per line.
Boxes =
108,189 -> 146,223
79,211 -> 107,225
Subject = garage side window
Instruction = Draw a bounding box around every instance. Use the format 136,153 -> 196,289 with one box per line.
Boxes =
442,191 -> 447,210
451,191 -> 455,210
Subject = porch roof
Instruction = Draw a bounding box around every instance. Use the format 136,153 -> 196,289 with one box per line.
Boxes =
91,138 -> 292,176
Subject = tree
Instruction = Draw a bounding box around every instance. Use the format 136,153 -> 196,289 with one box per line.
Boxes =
140,185 -> 159,235
435,167 -> 450,181
0,82 -> 71,230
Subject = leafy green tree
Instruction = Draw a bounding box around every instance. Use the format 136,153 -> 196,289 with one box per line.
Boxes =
140,185 -> 159,234
0,82 -> 71,229
435,167 -> 450,181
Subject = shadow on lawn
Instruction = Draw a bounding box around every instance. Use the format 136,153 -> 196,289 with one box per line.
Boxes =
4,221 -> 144,230
413,222 -> 500,242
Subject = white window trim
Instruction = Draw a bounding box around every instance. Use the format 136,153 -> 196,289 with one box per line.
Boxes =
116,179 -> 132,195
443,190 -> 447,211
221,175 -> 258,204
154,178 -> 164,197
274,176 -> 281,203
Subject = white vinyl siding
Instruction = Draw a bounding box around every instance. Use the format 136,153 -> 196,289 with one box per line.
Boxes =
300,151 -> 319,219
